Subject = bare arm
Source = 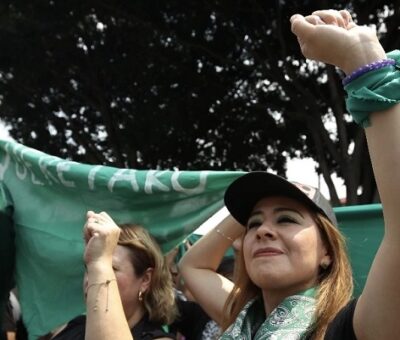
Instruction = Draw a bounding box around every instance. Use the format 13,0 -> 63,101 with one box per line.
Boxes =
178,215 -> 243,325
84,211 -> 133,340
354,104 -> 400,340
291,10 -> 400,339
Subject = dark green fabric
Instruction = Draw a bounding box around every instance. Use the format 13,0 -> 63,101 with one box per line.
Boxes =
0,183 -> 15,330
220,288 -> 316,339
344,49 -> 400,127
334,203 -> 384,296
0,140 -> 243,339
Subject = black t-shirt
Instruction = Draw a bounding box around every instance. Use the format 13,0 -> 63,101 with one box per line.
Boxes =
52,314 -> 174,340
324,298 -> 357,340
169,299 -> 210,340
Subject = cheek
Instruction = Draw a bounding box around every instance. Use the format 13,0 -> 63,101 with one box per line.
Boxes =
242,236 -> 255,269
242,236 -> 251,257
291,231 -> 322,262
116,272 -> 131,290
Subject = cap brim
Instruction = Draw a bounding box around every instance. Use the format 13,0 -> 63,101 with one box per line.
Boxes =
224,172 -> 327,226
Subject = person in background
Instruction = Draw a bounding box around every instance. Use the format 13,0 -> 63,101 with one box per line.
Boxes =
1,291 -> 21,340
171,257 -> 235,340
180,9 -> 400,339
51,212 -> 177,340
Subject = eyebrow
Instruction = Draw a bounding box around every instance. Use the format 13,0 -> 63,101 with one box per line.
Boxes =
250,207 -> 304,219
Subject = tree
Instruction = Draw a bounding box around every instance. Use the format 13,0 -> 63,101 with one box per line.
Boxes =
0,0 -> 399,205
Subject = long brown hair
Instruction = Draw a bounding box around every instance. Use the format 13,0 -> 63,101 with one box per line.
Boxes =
118,224 -> 178,325
222,213 -> 353,339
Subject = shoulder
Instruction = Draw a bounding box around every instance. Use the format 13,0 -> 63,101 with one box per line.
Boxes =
324,299 -> 358,340
51,315 -> 86,340
132,315 -> 175,340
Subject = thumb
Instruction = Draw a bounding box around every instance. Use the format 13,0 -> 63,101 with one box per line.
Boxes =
290,14 -> 315,39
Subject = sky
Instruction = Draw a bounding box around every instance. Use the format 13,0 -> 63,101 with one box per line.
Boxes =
286,157 -> 345,199
0,120 -> 11,141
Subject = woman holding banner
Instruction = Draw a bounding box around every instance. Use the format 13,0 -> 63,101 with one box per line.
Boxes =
52,212 -> 177,340
180,9 -> 400,340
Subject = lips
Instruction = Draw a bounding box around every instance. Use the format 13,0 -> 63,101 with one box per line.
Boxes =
253,247 -> 284,257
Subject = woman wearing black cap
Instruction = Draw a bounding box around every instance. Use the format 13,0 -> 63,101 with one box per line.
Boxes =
179,9 -> 400,340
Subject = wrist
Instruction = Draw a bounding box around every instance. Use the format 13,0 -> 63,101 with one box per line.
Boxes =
86,259 -> 113,274
341,42 -> 386,75
342,59 -> 396,86
214,215 -> 245,241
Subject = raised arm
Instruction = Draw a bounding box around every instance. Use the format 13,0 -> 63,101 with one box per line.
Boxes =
83,211 -> 133,340
178,215 -> 243,325
291,10 -> 400,340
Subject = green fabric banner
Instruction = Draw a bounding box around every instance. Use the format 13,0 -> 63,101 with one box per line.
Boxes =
0,139 -> 385,339
334,204 -> 384,296
0,139 -> 243,339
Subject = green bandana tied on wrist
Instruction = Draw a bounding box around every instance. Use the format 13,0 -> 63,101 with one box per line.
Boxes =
220,287 -> 316,340
344,50 -> 400,127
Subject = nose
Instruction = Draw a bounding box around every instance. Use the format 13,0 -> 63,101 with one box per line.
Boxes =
255,222 -> 277,240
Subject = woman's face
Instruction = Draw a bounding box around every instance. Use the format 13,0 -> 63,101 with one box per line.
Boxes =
84,245 -> 151,320
242,196 -> 330,294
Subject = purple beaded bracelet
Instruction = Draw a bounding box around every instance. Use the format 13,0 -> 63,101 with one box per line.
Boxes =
342,59 -> 396,86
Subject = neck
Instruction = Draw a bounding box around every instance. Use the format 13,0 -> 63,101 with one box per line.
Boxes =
126,305 -> 146,329
261,283 -> 316,316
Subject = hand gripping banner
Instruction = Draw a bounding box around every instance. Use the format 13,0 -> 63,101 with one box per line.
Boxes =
0,139 -> 243,339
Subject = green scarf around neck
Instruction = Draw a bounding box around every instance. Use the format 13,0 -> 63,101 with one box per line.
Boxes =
220,287 -> 316,340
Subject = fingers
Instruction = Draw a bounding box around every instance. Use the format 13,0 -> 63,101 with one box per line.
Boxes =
339,10 -> 352,23
83,211 -> 119,243
292,9 -> 355,29
83,216 -> 100,244
98,211 -> 115,223
86,211 -> 113,224
86,210 -> 95,219
339,10 -> 357,29
312,9 -> 356,29
290,14 -> 313,38
290,14 -> 321,55
312,10 -> 345,27
305,14 -> 326,26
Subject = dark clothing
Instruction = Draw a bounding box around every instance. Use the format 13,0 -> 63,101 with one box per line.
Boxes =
52,314 -> 174,340
51,316 -> 85,340
170,299 -> 211,340
132,315 -> 174,340
324,298 -> 357,340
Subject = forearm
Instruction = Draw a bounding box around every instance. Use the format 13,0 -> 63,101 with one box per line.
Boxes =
85,263 -> 133,340
179,215 -> 243,273
178,214 -> 243,323
365,103 -> 400,235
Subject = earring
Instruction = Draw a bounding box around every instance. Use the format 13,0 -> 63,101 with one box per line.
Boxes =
320,261 -> 330,270
138,290 -> 143,301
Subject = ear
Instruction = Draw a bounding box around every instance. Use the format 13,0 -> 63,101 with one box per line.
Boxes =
319,239 -> 332,268
232,236 -> 243,252
320,255 -> 332,269
320,244 -> 332,269
140,267 -> 154,293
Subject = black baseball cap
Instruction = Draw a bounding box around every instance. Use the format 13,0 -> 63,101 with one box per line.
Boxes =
224,172 -> 337,227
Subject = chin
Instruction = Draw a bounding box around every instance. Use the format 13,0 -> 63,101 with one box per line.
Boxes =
251,275 -> 281,289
